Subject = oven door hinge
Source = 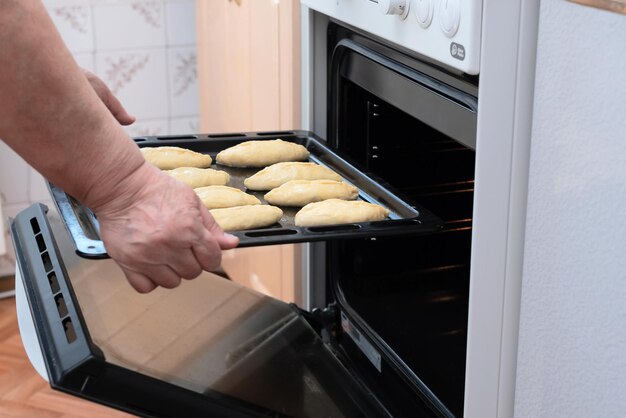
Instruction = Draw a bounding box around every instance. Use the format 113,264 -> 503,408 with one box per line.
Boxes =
290,302 -> 339,342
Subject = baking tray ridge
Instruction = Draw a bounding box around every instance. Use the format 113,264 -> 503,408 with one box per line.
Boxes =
49,130 -> 442,258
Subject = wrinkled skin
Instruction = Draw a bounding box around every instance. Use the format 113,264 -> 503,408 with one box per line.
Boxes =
95,163 -> 239,293
0,0 -> 238,292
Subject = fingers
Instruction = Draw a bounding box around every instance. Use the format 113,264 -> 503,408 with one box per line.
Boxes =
99,176 -> 238,294
123,246 -> 209,292
83,69 -> 136,125
192,230 -> 223,272
216,233 -> 240,250
122,252 -> 202,292
136,264 -> 182,289
167,249 -> 203,280
123,270 -> 158,293
104,92 -> 136,126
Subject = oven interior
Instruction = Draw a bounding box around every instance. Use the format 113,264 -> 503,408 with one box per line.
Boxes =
323,24 -> 476,418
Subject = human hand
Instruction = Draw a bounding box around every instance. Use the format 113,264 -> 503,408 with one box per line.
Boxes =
82,69 -> 136,126
91,163 -> 239,293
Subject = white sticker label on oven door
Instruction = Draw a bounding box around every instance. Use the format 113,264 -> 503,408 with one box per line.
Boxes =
341,311 -> 382,372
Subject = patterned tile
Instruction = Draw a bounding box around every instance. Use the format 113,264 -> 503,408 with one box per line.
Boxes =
93,1 -> 166,51
28,169 -> 51,203
124,118 -> 169,137
165,0 -> 196,46
96,49 -> 169,119
167,46 -> 199,117
1,203 -> 31,222
169,116 -> 199,135
47,4 -> 94,53
0,202 -> 32,274
0,143 -> 30,206
26,0 -> 201,222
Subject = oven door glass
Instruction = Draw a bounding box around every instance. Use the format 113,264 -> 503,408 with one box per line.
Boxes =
11,203 -> 387,418
322,24 -> 477,418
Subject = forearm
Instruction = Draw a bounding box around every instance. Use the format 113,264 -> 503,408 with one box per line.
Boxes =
0,0 -> 144,208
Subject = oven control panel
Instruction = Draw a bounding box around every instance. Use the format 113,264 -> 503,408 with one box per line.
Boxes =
301,0 -> 482,75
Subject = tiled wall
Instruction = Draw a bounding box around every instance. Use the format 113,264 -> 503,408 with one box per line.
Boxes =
48,0 -> 200,135
0,0 -> 199,275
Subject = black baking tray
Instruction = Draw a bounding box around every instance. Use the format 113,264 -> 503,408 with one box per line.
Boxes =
49,130 -> 442,258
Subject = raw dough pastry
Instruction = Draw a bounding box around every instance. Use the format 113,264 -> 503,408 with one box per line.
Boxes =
216,139 -> 309,167
264,180 -> 358,207
244,162 -> 342,191
295,199 -> 390,227
166,167 -> 230,188
141,146 -> 213,170
195,186 -> 260,209
210,205 -> 283,231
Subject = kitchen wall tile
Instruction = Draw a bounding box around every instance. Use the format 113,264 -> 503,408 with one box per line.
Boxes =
48,4 -> 94,53
0,143 -> 30,206
0,203 -> 27,275
96,48 -> 169,119
167,46 -> 199,117
0,0 -> 199,258
169,116 -> 199,134
93,1 -> 166,51
1,202 -> 35,275
1,203 -> 31,222
165,0 -> 196,46
29,169 -> 52,203
124,118 -> 169,137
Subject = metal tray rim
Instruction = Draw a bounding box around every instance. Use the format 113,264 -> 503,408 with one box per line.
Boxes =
50,130 -> 442,258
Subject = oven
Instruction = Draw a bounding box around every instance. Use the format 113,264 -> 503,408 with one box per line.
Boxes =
301,5 -> 478,416
11,1 -> 490,417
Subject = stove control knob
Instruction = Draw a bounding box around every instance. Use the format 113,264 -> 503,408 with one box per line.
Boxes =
378,0 -> 409,19
439,0 -> 460,37
414,0 -> 434,28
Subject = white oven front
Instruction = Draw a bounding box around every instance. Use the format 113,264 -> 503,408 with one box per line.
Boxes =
301,0 -> 482,75
300,2 -> 544,418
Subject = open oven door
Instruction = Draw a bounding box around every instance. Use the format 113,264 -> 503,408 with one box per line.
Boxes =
11,203 -> 391,418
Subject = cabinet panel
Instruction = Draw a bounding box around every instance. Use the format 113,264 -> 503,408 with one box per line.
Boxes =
196,0 -> 300,132
221,245 -> 295,303
196,0 -> 301,302
249,0 -> 280,130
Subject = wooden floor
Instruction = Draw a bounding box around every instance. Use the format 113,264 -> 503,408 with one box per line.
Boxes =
0,296 -> 135,418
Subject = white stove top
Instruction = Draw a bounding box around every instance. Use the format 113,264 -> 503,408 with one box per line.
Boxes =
302,0 -> 481,75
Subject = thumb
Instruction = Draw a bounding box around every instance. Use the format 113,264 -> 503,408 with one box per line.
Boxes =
200,207 -> 239,250
216,233 -> 240,250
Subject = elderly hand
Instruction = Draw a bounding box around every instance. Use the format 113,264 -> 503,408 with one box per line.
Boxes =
92,163 -> 239,293
83,69 -> 136,126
